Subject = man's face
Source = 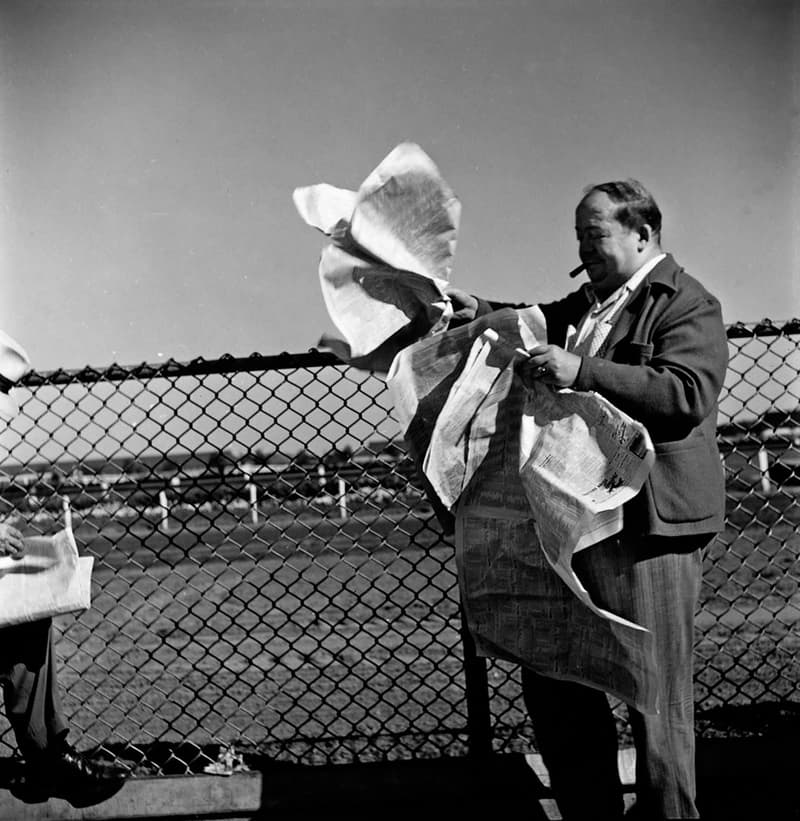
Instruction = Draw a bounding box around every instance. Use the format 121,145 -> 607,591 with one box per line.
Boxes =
575,190 -> 642,297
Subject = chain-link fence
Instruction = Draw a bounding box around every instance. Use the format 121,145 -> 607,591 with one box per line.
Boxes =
0,320 -> 797,776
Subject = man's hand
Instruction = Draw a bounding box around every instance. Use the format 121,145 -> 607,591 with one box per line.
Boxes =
518,344 -> 581,389
0,522 -> 24,559
444,287 -> 479,323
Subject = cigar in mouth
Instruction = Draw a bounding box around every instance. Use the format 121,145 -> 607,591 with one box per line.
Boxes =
568,263 -> 587,278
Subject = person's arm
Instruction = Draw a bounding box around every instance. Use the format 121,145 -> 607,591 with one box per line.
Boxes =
444,287 -> 530,326
573,291 -> 728,441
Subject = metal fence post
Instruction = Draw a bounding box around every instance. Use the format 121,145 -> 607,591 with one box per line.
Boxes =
337,476 -> 347,520
757,431 -> 774,494
61,494 -> 72,531
158,489 -> 170,531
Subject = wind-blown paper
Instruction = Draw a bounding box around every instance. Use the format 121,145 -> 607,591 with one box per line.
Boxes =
294,142 -> 460,369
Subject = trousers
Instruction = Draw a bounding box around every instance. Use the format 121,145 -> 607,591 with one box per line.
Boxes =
0,618 -> 67,759
521,531 -> 708,820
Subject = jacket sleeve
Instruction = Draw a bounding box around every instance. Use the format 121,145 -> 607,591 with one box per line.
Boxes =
573,289 -> 728,441
473,297 -> 530,317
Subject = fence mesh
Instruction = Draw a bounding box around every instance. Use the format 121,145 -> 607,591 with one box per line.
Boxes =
0,321 -> 797,775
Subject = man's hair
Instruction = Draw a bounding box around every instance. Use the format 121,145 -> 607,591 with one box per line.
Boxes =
584,179 -> 662,242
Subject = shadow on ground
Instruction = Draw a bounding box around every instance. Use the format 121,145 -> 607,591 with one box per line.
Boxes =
0,703 -> 797,819
248,753 -> 553,821
696,736 -> 798,819
695,702 -> 800,820
0,754 -> 127,810
242,702 -> 800,821
241,745 -> 800,821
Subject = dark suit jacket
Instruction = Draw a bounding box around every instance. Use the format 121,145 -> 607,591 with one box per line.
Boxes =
476,254 -> 728,538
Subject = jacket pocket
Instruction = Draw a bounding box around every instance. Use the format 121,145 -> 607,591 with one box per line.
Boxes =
651,440 -> 723,523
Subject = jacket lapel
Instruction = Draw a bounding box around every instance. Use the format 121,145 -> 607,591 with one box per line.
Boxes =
601,295 -> 641,357
600,254 -> 679,359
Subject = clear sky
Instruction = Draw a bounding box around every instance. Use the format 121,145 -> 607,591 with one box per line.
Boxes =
1,0 -> 797,372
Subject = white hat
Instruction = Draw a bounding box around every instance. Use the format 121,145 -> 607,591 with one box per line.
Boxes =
0,330 -> 31,422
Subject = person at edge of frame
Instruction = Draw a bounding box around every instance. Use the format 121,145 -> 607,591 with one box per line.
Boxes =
445,179 -> 728,820
0,330 -> 129,808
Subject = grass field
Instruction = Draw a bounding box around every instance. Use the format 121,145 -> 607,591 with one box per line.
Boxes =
12,506 -> 468,772
0,494 -> 797,775
696,492 -> 800,708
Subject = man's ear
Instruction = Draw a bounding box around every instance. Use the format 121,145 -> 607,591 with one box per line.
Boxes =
637,224 -> 653,248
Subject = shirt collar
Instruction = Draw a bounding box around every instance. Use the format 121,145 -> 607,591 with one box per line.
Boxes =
586,252 -> 667,311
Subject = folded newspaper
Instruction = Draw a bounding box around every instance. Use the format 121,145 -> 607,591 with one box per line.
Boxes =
296,144 -> 659,712
293,142 -> 460,372
0,528 -> 93,627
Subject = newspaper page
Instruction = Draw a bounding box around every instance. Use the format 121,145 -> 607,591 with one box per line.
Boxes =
389,308 -> 658,712
388,306 -> 546,509
293,142 -> 460,368
0,528 -> 94,627
518,385 -> 655,615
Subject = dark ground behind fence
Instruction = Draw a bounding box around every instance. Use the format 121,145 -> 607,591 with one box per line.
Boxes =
0,319 -> 797,776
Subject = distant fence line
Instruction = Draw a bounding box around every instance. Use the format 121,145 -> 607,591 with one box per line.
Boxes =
0,318 -> 797,776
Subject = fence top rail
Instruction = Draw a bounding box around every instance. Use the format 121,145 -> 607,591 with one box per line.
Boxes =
20,350 -> 342,387
726,318 -> 800,338
18,317 -> 800,387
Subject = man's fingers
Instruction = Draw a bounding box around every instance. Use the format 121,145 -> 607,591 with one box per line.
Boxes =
526,345 -> 550,358
0,526 -> 24,557
451,307 -> 477,322
523,352 -> 551,372
444,288 -> 478,322
518,360 -> 550,388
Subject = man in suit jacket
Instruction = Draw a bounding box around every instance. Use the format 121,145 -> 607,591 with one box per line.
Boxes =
0,332 -> 127,808
447,180 -> 728,819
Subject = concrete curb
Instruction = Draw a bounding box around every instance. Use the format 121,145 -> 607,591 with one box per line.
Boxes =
1,739 -> 795,820
0,771 -> 261,820
0,753 -> 551,821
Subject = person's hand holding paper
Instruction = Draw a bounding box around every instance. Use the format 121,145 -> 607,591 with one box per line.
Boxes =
0,521 -> 25,558
443,286 -> 479,323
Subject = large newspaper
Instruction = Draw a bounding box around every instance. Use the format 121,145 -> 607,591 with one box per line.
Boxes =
293,142 -> 460,372
295,143 -> 659,712
387,309 -> 658,712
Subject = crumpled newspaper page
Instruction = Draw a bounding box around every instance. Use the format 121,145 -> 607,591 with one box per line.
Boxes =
0,528 -> 94,627
293,142 -> 460,370
389,307 -> 658,713
203,743 -> 250,776
388,306 -> 546,511
519,384 -> 655,560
